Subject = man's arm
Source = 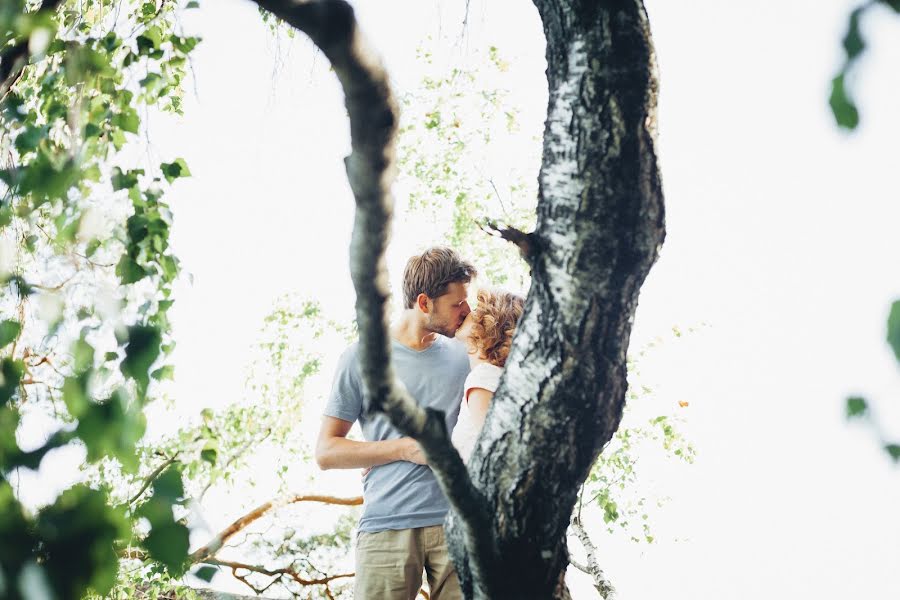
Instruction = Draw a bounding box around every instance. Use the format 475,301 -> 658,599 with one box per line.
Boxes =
315,416 -> 427,470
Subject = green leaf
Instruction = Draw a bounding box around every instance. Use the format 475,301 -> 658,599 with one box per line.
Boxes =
62,376 -> 89,418
35,486 -> 128,598
143,522 -> 189,576
116,254 -> 148,285
72,339 -> 94,373
111,167 -> 142,191
829,73 -> 859,130
113,106 -> 140,134
887,300 -> 900,363
153,465 -> 185,501
121,324 -> 161,394
160,158 -> 191,183
151,365 -> 175,380
193,565 -> 217,583
885,444 -> 900,462
842,8 -> 866,61
136,26 -> 163,55
846,396 -> 868,419
75,391 -> 146,466
15,125 -> 47,154
0,359 -> 25,405
139,72 -> 164,94
200,440 -> 217,465
0,320 -> 21,347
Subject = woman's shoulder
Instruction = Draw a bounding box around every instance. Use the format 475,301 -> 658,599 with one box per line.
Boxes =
465,362 -> 504,391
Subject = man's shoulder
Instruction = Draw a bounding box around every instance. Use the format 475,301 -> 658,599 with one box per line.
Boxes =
335,341 -> 362,371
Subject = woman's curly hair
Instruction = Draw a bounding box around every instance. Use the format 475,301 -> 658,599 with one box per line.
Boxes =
469,288 -> 525,367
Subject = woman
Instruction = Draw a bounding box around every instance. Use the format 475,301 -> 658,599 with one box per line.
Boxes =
451,288 -> 525,463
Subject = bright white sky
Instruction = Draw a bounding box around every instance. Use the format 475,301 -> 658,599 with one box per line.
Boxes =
34,0 -> 900,598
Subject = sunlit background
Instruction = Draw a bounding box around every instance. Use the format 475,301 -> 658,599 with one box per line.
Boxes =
18,0 -> 900,597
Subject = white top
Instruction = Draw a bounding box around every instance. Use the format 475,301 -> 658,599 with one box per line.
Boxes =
451,362 -> 504,463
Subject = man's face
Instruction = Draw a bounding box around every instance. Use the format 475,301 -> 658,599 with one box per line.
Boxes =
424,281 -> 471,337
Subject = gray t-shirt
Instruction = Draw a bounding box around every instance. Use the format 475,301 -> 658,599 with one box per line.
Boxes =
324,335 -> 470,532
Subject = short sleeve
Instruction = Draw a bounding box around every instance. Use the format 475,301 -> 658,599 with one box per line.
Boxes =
324,346 -> 363,423
464,363 -> 503,400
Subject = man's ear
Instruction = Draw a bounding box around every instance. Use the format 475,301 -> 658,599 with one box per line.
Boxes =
416,293 -> 430,314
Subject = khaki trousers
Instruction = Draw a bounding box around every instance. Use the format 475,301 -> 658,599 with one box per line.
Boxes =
354,525 -> 462,600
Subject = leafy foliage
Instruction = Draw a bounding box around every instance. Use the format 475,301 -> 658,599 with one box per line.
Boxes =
395,42 -> 538,289
0,0 -> 200,594
830,1 -> 900,129
845,299 -> 900,464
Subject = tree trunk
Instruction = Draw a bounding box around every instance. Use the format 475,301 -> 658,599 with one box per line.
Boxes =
445,1 -> 664,597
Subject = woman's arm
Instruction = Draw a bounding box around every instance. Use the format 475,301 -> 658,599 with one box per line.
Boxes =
466,387 -> 494,433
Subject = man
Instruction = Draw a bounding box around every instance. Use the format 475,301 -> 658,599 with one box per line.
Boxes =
317,246 -> 476,600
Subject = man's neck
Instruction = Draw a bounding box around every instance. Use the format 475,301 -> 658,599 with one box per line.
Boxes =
391,312 -> 438,351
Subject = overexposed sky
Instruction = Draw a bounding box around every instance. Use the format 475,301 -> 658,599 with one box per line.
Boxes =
65,0 -> 900,597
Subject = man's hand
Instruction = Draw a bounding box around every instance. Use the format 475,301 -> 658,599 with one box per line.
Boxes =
396,437 -> 427,465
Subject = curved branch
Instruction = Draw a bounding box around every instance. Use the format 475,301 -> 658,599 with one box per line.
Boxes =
205,558 -> 353,587
245,0 -> 497,590
189,493 -> 363,562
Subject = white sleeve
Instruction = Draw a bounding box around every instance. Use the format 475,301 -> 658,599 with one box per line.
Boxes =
464,364 -> 503,399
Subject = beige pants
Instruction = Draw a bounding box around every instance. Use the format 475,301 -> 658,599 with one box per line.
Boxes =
354,525 -> 462,600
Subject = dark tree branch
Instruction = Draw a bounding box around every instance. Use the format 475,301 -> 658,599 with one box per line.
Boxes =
244,1 -> 499,595
204,557 -> 353,588
478,218 -> 535,260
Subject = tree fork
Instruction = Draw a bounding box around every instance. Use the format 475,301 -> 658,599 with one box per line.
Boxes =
247,0 -> 664,598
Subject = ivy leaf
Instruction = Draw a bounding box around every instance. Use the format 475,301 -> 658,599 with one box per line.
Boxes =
0,320 -> 21,347
887,300 -> 900,363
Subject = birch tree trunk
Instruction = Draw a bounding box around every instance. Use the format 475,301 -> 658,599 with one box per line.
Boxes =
246,0 -> 664,598
446,1 -> 665,597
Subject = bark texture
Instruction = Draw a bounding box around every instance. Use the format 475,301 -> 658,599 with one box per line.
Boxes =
248,0 -> 664,598
445,1 -> 665,597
